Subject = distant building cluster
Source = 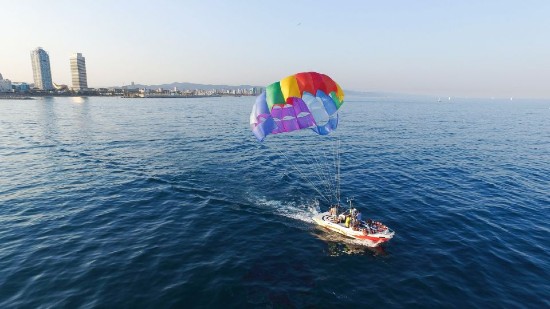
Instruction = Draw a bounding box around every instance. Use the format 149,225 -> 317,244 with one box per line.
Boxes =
30,47 -> 88,92
218,87 -> 264,96
118,86 -> 264,98
1,47 -> 88,94
1,46 -> 263,97
146,86 -> 263,96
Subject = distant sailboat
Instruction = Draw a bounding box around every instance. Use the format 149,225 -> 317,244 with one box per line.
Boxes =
448,96 -> 451,101
437,97 -> 441,102
510,97 -> 513,101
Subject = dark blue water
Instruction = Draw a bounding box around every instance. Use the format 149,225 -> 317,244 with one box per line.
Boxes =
1,95 -> 549,308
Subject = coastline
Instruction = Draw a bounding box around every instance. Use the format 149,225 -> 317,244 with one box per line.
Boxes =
0,95 -> 34,100
121,94 -> 224,99
0,93 -> 249,100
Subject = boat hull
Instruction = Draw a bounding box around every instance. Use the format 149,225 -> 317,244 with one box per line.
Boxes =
313,212 -> 394,246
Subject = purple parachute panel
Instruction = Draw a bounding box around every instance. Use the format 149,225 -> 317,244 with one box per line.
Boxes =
271,104 -> 298,134
289,97 -> 316,129
250,92 -> 278,141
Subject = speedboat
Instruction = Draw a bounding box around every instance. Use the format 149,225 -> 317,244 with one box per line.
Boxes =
312,208 -> 395,246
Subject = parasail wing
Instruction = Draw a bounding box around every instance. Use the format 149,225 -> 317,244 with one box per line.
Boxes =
250,72 -> 345,141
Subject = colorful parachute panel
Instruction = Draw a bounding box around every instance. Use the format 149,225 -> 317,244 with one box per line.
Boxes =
250,72 -> 344,141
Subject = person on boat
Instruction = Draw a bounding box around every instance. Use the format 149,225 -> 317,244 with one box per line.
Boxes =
366,219 -> 373,233
345,215 -> 351,228
329,206 -> 337,216
338,213 -> 346,223
350,210 -> 361,229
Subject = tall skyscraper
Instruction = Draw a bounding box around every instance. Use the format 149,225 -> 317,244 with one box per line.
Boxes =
30,47 -> 54,90
70,53 -> 88,91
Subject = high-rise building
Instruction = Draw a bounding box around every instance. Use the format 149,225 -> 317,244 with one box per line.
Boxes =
30,47 -> 54,90
70,53 -> 88,91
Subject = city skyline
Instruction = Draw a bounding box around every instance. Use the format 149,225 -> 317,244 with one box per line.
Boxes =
1,1 -> 550,98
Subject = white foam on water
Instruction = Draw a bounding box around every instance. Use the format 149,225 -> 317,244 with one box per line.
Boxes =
251,196 -> 321,223
277,200 -> 321,223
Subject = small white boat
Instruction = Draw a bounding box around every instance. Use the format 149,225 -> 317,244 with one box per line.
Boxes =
313,207 -> 395,246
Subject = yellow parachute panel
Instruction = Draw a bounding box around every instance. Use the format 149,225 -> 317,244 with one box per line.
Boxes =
280,75 -> 301,101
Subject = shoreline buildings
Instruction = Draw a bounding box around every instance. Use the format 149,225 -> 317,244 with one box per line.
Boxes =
30,47 -> 54,90
0,74 -> 11,92
70,53 -> 88,91
0,73 -> 12,92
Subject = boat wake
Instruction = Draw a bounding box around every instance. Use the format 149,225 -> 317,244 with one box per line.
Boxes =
252,197 -> 320,224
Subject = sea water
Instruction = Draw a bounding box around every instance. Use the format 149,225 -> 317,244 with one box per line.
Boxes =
0,95 -> 548,307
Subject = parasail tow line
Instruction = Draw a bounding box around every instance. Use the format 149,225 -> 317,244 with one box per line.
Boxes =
274,148 -> 332,203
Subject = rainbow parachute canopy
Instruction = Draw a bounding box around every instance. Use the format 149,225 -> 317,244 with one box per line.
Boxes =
250,72 -> 345,141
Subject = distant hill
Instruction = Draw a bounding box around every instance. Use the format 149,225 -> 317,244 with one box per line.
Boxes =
122,82 -> 261,91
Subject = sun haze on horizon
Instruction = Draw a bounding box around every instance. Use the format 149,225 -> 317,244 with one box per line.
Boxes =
1,0 -> 549,99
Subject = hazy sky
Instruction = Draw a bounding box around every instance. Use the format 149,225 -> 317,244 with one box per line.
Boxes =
1,0 -> 549,98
